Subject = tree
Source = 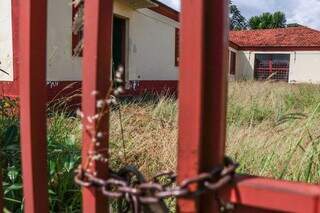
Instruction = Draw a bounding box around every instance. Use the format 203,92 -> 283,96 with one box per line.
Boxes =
248,16 -> 261,29
248,11 -> 287,29
272,11 -> 287,28
259,13 -> 273,29
229,1 -> 247,30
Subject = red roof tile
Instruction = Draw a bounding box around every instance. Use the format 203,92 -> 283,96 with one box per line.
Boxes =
229,26 -> 320,49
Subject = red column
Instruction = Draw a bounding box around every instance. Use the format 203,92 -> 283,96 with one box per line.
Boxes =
19,0 -> 49,212
81,0 -> 113,212
178,0 -> 229,212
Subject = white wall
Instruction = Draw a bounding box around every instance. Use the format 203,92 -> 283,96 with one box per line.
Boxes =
128,8 -> 179,81
0,0 -> 13,81
235,50 -> 320,83
236,51 -> 255,80
47,0 -> 82,81
289,51 -> 320,83
46,0 -> 179,82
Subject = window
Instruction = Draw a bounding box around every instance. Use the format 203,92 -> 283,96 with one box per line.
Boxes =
175,28 -> 179,66
230,51 -> 236,75
254,54 -> 290,81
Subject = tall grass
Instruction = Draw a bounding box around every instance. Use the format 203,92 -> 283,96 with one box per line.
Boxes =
227,81 -> 320,183
110,82 -> 320,184
1,81 -> 320,211
109,94 -> 178,177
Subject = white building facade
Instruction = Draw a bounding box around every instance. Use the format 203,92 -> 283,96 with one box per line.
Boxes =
229,27 -> 320,83
0,0 -> 179,97
1,3 -> 320,99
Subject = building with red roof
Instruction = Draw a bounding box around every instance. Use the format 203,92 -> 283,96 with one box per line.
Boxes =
0,0 -> 180,98
1,0 -> 319,101
228,26 -> 320,82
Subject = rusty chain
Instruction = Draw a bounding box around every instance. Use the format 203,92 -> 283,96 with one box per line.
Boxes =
75,157 -> 239,212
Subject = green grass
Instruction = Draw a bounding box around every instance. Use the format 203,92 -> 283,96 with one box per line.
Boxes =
1,81 -> 320,212
227,81 -> 320,182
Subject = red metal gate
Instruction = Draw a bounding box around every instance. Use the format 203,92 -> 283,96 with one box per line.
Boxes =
5,0 -> 320,212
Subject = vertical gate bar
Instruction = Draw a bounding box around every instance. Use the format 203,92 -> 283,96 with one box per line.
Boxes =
177,0 -> 229,212
81,0 -> 113,212
19,0 -> 49,212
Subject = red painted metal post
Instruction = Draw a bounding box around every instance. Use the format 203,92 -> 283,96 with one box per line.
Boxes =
178,0 -> 229,212
19,0 -> 49,212
81,0 -> 113,212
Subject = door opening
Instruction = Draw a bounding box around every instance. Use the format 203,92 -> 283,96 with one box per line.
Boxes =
113,16 -> 127,85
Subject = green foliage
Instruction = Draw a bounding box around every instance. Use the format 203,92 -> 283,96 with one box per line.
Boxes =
1,118 -> 22,212
272,11 -> 287,28
230,4 -> 248,30
47,112 -> 82,212
0,108 -> 81,212
248,16 -> 261,30
229,1 -> 287,30
249,11 -> 287,29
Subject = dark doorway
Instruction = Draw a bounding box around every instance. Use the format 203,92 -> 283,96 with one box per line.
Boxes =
113,16 -> 126,84
254,54 -> 290,81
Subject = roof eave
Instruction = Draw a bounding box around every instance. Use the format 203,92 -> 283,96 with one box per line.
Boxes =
123,0 -> 157,9
236,46 -> 320,51
229,41 -> 240,50
148,0 -> 179,22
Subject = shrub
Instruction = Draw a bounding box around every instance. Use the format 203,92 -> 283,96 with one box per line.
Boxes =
0,109 -> 82,212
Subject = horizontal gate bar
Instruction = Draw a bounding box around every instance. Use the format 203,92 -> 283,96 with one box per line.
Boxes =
19,0 -> 49,212
81,0 -> 113,212
226,176 -> 320,213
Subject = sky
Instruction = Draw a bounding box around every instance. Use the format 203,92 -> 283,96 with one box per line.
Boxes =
159,0 -> 320,30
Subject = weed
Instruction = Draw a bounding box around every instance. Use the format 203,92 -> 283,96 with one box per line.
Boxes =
1,81 -> 320,211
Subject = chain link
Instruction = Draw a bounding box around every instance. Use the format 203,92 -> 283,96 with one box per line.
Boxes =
75,157 -> 239,212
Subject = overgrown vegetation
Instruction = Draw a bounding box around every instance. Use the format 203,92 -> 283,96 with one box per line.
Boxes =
227,81 -> 320,182
0,102 -> 82,212
1,81 -> 320,212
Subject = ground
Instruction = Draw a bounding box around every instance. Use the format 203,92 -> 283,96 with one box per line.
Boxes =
1,81 -> 320,212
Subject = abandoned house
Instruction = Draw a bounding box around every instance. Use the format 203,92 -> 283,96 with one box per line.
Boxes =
229,26 -> 320,83
0,0 -> 179,98
1,0 -> 320,99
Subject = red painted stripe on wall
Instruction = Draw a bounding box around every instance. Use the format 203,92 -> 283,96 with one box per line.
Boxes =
0,80 -> 178,99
